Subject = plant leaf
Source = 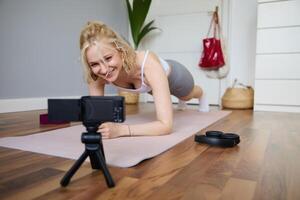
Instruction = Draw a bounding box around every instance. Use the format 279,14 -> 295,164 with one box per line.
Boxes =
126,0 -> 158,49
131,0 -> 151,45
126,0 -> 137,45
132,0 -> 151,31
136,20 -> 158,47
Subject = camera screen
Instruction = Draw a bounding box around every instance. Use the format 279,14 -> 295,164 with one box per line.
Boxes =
83,98 -> 114,123
48,99 -> 81,121
48,96 -> 125,124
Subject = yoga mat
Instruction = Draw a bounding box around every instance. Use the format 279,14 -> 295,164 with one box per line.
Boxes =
0,109 -> 230,168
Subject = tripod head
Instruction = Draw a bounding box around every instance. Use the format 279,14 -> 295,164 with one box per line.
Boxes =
81,122 -> 105,146
83,122 -> 101,133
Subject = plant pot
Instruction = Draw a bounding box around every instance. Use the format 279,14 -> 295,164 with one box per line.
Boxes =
118,91 -> 139,105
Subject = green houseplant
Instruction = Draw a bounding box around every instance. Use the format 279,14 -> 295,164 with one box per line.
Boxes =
120,0 -> 158,104
126,0 -> 158,50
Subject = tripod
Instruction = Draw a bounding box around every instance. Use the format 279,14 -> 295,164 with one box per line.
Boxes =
60,123 -> 115,188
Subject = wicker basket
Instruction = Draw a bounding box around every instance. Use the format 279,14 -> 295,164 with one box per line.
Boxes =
221,79 -> 254,109
118,91 -> 139,105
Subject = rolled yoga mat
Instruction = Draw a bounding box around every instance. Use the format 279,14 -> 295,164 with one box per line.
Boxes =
0,109 -> 230,168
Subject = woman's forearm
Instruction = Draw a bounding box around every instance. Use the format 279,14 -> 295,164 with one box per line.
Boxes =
123,120 -> 173,137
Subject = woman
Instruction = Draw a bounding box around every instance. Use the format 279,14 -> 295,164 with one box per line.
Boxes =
80,21 -> 209,139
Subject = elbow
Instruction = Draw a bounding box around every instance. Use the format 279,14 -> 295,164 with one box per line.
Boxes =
164,126 -> 173,135
160,121 -> 173,135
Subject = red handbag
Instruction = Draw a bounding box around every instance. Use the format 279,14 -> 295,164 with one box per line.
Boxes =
199,10 -> 225,70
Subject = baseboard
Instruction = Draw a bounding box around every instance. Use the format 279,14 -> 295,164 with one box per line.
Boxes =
139,93 -> 148,103
0,93 -> 150,113
254,104 -> 300,113
0,96 -> 82,113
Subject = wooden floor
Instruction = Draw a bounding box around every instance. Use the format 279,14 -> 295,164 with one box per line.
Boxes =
0,103 -> 300,200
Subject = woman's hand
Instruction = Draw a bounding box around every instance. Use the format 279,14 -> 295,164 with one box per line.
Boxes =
98,123 -> 129,139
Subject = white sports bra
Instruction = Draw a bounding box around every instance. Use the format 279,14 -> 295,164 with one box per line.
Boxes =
112,50 -> 170,93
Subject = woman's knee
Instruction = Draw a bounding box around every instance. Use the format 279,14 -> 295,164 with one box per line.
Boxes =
178,93 -> 193,101
178,86 -> 202,101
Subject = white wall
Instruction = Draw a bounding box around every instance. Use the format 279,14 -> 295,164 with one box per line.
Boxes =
0,0 -> 258,112
228,0 -> 257,86
139,0 -> 257,105
0,0 -> 128,113
254,0 -> 300,113
141,0 -> 226,105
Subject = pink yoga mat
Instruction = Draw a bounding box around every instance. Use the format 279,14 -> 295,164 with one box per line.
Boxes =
0,109 -> 230,168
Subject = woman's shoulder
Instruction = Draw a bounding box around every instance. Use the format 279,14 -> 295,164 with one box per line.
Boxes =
135,50 -> 148,61
136,50 -> 160,64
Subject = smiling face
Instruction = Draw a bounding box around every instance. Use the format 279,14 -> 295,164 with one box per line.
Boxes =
86,41 -> 124,83
80,21 -> 137,83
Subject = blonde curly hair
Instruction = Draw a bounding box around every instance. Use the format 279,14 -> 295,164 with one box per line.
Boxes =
79,21 -> 136,83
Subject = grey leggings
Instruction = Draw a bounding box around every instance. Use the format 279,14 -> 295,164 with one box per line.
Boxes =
166,60 -> 195,98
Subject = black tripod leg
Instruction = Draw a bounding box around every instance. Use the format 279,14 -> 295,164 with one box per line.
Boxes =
99,141 -> 106,161
60,150 -> 89,187
94,150 -> 115,187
